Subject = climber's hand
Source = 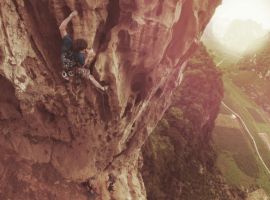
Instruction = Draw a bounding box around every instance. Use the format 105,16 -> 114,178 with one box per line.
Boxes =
86,49 -> 95,56
70,11 -> 78,18
102,86 -> 109,92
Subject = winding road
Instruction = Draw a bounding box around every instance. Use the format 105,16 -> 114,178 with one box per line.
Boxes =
221,101 -> 270,175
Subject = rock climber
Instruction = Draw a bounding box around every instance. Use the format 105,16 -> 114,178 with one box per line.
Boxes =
59,10 -> 107,91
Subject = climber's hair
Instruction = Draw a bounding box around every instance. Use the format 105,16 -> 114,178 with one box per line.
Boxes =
73,39 -> 88,52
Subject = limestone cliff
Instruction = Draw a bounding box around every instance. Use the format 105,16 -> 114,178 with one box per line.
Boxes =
0,0 -> 220,199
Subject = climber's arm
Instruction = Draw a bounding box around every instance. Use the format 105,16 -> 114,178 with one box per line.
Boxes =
59,11 -> 78,38
82,49 -> 96,68
88,74 -> 106,91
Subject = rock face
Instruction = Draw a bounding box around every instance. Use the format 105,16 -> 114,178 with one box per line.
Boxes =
0,0 -> 220,199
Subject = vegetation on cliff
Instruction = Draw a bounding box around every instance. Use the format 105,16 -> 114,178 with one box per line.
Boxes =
142,44 -> 246,200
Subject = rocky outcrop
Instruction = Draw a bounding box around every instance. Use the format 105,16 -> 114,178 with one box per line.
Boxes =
0,0 -> 220,199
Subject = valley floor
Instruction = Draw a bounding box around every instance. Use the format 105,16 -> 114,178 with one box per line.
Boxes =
213,75 -> 270,197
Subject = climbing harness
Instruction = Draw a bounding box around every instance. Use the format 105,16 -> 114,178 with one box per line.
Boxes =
61,71 -> 69,80
61,47 -> 82,81
68,71 -> 74,76
62,69 -> 76,81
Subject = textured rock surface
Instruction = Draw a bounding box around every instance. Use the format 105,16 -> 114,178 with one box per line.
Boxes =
0,0 -> 220,199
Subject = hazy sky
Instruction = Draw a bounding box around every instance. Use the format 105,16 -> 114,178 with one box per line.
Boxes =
211,0 -> 270,38
206,0 -> 270,54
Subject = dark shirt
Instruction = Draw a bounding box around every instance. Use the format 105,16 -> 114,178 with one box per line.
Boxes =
61,34 -> 85,66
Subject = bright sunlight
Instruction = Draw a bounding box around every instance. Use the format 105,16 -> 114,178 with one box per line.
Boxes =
203,0 -> 270,55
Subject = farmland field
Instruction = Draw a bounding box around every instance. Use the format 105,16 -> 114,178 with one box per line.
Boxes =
212,77 -> 270,194
246,107 -> 266,123
213,125 -> 259,179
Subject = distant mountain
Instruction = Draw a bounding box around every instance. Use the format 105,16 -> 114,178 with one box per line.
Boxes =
237,33 -> 270,75
202,21 -> 242,65
202,19 -> 269,66
233,35 -> 270,112
222,19 -> 268,54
